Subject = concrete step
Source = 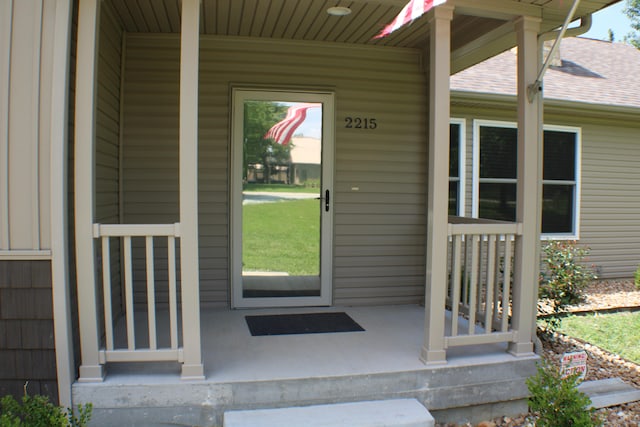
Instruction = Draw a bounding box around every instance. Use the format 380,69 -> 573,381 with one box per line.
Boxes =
223,398 -> 435,427
578,378 -> 640,409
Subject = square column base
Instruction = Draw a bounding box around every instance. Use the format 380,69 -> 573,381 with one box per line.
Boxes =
78,365 -> 104,382
181,363 -> 205,381
420,347 -> 447,365
508,341 -> 535,357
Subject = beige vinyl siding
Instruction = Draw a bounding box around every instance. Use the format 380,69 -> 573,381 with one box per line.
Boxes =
579,121 -> 640,279
0,0 -> 55,252
122,34 -> 428,306
121,36 -> 182,306
96,4 -> 123,312
96,5 -> 122,225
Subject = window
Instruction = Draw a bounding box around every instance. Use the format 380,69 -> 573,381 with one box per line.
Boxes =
449,120 -> 465,216
472,121 -> 580,237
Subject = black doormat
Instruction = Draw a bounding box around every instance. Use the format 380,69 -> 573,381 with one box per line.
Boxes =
245,312 -> 365,336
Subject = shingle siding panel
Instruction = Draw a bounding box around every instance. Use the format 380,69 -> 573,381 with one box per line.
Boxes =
0,320 -> 22,349
0,381 -> 25,398
0,351 -> 16,378
21,320 -> 55,349
0,260 -> 52,289
14,350 -> 57,379
0,289 -> 53,319
0,260 -> 56,403
30,261 -> 53,288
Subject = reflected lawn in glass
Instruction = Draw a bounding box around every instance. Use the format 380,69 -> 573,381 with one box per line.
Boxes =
243,198 -> 320,276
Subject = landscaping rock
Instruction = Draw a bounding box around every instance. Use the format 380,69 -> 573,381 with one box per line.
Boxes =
436,279 -> 640,427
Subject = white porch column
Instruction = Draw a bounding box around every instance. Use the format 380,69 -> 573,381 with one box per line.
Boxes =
509,16 -> 542,356
179,0 -> 205,380
74,0 -> 103,381
51,0 -> 75,405
421,5 -> 454,365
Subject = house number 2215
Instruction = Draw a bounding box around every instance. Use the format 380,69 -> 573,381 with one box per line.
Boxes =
345,117 -> 377,129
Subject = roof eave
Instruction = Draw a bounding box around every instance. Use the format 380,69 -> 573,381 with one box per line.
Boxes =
451,90 -> 640,124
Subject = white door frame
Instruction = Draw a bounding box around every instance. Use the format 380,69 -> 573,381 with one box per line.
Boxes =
231,88 -> 334,308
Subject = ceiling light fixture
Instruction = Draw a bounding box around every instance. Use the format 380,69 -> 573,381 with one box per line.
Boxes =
327,6 -> 352,16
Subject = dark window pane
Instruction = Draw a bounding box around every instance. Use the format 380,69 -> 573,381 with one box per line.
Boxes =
542,184 -> 574,233
478,183 -> 516,222
449,181 -> 458,216
543,130 -> 575,181
480,126 -> 517,179
450,123 -> 460,177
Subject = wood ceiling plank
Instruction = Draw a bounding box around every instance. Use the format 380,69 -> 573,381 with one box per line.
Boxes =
270,0 -> 301,39
281,0 -> 316,39
109,0 -> 138,31
214,0 -> 231,35
149,0 -> 173,33
239,0 -> 258,36
138,0 -> 161,32
226,0 -> 245,36
126,1 -> 150,32
259,0 -> 285,38
287,0 -> 325,40
203,0 -> 217,34
164,0 -> 180,33
250,0 -> 272,37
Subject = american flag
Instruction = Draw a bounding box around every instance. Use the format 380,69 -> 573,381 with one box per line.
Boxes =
374,0 -> 447,39
264,103 -> 320,145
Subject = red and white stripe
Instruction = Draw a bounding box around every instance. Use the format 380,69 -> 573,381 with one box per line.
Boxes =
374,0 -> 447,39
265,103 -> 320,145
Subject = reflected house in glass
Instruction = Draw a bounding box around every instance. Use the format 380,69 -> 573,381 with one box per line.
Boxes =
290,137 -> 322,186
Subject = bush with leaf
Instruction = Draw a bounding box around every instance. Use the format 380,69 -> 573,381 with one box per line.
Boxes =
538,241 -> 597,331
527,360 -> 601,427
0,392 -> 92,427
634,264 -> 640,290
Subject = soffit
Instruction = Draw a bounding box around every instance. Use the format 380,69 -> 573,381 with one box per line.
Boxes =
105,0 -> 619,65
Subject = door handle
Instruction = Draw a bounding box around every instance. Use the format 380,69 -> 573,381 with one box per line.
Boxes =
315,189 -> 330,212
324,189 -> 330,212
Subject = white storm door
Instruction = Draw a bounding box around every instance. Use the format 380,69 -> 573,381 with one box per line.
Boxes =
231,89 -> 334,308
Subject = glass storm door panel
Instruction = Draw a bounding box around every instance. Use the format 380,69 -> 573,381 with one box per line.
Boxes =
231,90 -> 334,308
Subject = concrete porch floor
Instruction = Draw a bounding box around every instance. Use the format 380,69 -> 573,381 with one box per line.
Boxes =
73,305 -> 539,426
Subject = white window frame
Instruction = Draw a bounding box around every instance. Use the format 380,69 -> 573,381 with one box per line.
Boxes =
471,119 -> 581,239
450,118 -> 466,217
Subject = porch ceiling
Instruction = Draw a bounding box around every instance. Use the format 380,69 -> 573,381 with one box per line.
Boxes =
106,0 -> 618,70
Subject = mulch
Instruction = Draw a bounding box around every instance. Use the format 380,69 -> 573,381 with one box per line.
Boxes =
436,279 -> 640,427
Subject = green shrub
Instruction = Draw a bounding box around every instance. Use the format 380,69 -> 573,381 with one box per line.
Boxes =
634,264 -> 640,290
527,360 -> 601,427
0,392 -> 92,427
539,241 -> 597,331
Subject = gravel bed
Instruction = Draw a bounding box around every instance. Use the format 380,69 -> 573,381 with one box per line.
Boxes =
436,279 -> 640,427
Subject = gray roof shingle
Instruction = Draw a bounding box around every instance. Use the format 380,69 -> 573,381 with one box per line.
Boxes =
451,37 -> 640,109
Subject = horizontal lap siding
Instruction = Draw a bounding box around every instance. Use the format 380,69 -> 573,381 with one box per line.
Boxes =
123,34 -> 427,306
580,122 -> 640,278
97,5 -> 123,314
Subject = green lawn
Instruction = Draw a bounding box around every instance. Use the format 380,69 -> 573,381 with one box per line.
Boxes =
559,311 -> 640,364
244,183 -> 319,194
243,198 -> 319,275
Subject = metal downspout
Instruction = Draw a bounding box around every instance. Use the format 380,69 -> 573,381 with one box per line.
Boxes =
527,0 -> 593,102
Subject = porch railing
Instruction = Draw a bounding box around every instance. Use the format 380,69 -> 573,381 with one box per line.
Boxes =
445,217 -> 523,348
93,223 -> 182,363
